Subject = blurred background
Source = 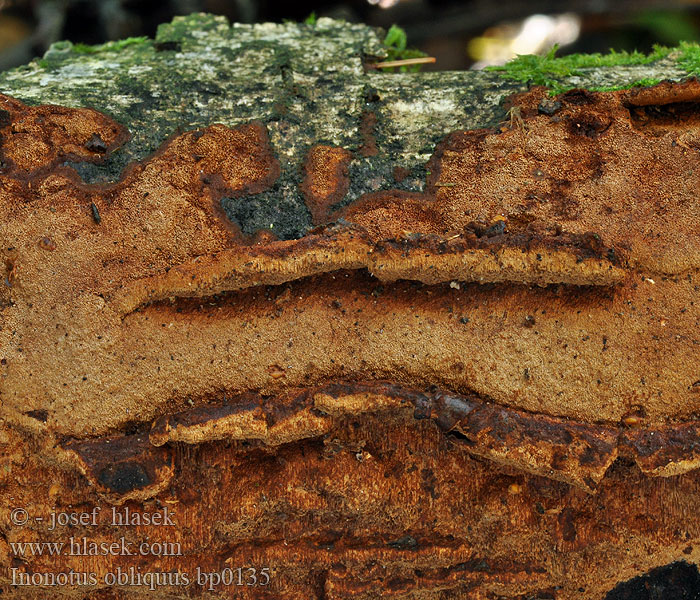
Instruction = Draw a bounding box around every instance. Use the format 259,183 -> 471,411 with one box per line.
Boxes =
0,0 -> 699,71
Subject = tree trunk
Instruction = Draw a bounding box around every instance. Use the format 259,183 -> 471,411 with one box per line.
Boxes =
0,13 -> 699,600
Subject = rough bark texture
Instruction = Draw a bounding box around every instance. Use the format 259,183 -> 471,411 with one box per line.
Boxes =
0,13 -> 699,600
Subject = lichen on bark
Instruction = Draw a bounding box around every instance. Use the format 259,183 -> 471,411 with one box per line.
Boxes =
0,13 -> 523,238
2,13 -> 694,239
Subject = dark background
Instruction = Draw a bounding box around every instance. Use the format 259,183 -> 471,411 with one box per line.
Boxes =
1,0 -> 700,72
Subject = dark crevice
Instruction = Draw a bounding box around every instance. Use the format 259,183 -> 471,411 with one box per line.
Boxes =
605,561 -> 700,600
627,101 -> 700,135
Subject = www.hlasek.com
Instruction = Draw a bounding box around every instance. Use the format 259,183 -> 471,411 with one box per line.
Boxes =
10,535 -> 182,557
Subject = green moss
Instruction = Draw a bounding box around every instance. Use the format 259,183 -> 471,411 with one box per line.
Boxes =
488,41 -> 700,94
71,42 -> 99,54
72,36 -> 149,54
155,13 -> 229,47
487,44 -> 673,94
629,76 -> 664,87
677,40 -> 700,76
380,24 -> 428,72
587,77 -> 663,92
101,36 -> 150,51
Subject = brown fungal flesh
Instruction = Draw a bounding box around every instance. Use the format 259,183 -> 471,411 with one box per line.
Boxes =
0,81 -> 699,599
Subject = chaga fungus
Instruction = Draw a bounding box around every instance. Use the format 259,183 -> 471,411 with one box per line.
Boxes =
1,78 -> 699,600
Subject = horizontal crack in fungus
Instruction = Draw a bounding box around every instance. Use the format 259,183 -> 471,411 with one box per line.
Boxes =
111,224 -> 624,316
145,380 -> 700,495
59,379 -> 700,503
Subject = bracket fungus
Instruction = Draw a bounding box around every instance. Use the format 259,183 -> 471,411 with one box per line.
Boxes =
0,16 -> 699,600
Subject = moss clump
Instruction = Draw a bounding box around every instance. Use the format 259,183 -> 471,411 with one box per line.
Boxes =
590,77 -> 664,93
487,44 -> 673,94
677,40 -> 700,76
72,36 -> 149,54
628,76 -> 664,87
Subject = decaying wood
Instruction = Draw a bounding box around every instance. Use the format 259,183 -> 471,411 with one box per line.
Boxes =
0,13 -> 699,600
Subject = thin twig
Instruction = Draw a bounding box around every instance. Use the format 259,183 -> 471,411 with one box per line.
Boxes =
375,57 -> 437,69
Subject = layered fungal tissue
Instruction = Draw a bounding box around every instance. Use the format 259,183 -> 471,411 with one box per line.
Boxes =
0,67 -> 699,599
